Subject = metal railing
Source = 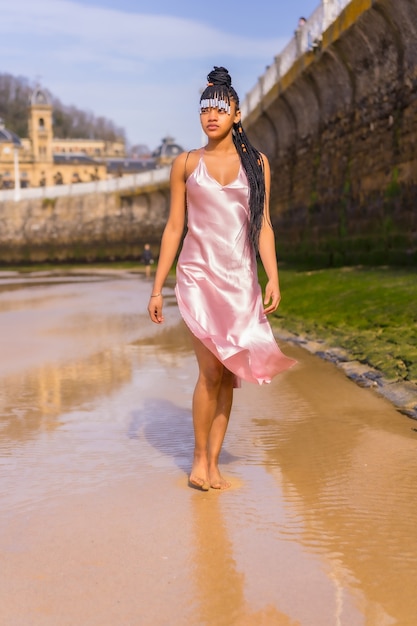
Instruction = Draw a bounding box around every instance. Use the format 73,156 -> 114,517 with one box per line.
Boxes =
0,165 -> 171,203
240,0 -> 351,119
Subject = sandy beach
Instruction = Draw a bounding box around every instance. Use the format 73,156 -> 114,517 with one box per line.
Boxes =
1,271 -> 416,625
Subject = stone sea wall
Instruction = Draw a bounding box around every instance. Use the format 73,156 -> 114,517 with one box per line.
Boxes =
245,0 -> 417,266
0,186 -> 169,263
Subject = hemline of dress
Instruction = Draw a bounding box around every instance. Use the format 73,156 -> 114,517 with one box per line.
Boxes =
175,284 -> 296,388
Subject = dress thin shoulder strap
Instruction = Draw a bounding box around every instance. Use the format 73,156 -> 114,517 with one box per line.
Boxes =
184,149 -> 197,182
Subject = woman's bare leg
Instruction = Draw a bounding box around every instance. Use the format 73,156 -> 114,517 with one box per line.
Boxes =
208,369 -> 234,489
189,335 -> 235,490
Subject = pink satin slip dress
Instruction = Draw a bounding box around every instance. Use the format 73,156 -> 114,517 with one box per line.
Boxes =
175,155 -> 296,386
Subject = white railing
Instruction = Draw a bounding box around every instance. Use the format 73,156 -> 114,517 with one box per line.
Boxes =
324,0 -> 351,24
0,165 -> 171,203
240,0 -> 352,120
305,4 -> 326,51
263,61 -> 280,97
280,38 -> 299,80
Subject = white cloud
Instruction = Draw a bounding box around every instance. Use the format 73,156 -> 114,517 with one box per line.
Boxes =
1,0 -> 284,62
0,0 -> 287,148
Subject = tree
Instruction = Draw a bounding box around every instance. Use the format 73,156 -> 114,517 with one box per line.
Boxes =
0,72 -> 126,142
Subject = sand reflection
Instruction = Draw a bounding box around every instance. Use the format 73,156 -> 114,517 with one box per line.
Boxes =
256,354 -> 417,624
189,488 -> 299,626
0,349 -> 132,443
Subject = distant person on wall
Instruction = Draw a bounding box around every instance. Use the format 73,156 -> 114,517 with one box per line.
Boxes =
141,243 -> 154,278
148,66 -> 296,491
296,16 -> 315,52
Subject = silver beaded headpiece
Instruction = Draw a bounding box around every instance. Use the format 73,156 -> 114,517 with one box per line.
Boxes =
199,95 -> 231,115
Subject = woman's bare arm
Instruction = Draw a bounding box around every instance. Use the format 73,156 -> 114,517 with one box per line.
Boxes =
257,155 -> 281,315
148,153 -> 187,324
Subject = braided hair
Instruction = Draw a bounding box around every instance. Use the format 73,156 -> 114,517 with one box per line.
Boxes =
200,66 -> 266,252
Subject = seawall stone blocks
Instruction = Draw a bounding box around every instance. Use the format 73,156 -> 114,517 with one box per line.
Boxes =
246,0 -> 417,265
0,188 -> 169,263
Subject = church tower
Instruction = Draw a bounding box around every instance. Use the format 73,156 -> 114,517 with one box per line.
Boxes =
28,87 -> 53,165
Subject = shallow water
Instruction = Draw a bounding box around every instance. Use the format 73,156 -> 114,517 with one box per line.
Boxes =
0,271 -> 416,625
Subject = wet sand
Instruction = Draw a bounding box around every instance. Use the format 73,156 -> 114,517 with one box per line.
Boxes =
1,271 -> 417,626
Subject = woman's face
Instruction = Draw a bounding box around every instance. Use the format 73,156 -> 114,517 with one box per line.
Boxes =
200,99 -> 241,140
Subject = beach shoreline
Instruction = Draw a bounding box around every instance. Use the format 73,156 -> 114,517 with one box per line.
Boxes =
275,328 -> 417,421
1,266 -> 415,420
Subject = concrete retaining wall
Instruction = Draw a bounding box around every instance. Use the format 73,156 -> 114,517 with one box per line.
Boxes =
0,186 -> 169,263
245,0 -> 417,265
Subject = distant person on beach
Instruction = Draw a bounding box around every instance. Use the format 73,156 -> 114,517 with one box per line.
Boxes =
141,243 -> 154,278
148,66 -> 296,491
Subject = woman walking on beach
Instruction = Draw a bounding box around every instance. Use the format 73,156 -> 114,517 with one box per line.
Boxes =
148,66 -> 295,491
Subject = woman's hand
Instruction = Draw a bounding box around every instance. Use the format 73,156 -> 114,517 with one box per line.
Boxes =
148,294 -> 164,324
263,280 -> 281,315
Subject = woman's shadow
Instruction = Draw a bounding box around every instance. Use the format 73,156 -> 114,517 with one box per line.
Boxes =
127,398 -> 238,475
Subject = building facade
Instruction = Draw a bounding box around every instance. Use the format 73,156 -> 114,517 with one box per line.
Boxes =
0,88 -> 184,189
0,88 -> 121,188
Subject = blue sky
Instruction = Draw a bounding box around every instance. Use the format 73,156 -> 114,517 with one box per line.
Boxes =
1,0 -> 319,151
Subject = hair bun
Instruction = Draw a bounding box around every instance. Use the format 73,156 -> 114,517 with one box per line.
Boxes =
207,66 -> 232,88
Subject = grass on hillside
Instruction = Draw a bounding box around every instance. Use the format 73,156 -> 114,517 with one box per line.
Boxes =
262,266 -> 417,383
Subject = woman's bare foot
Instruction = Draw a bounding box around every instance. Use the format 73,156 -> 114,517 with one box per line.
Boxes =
188,476 -> 210,491
209,465 -> 231,490
189,456 -> 209,491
